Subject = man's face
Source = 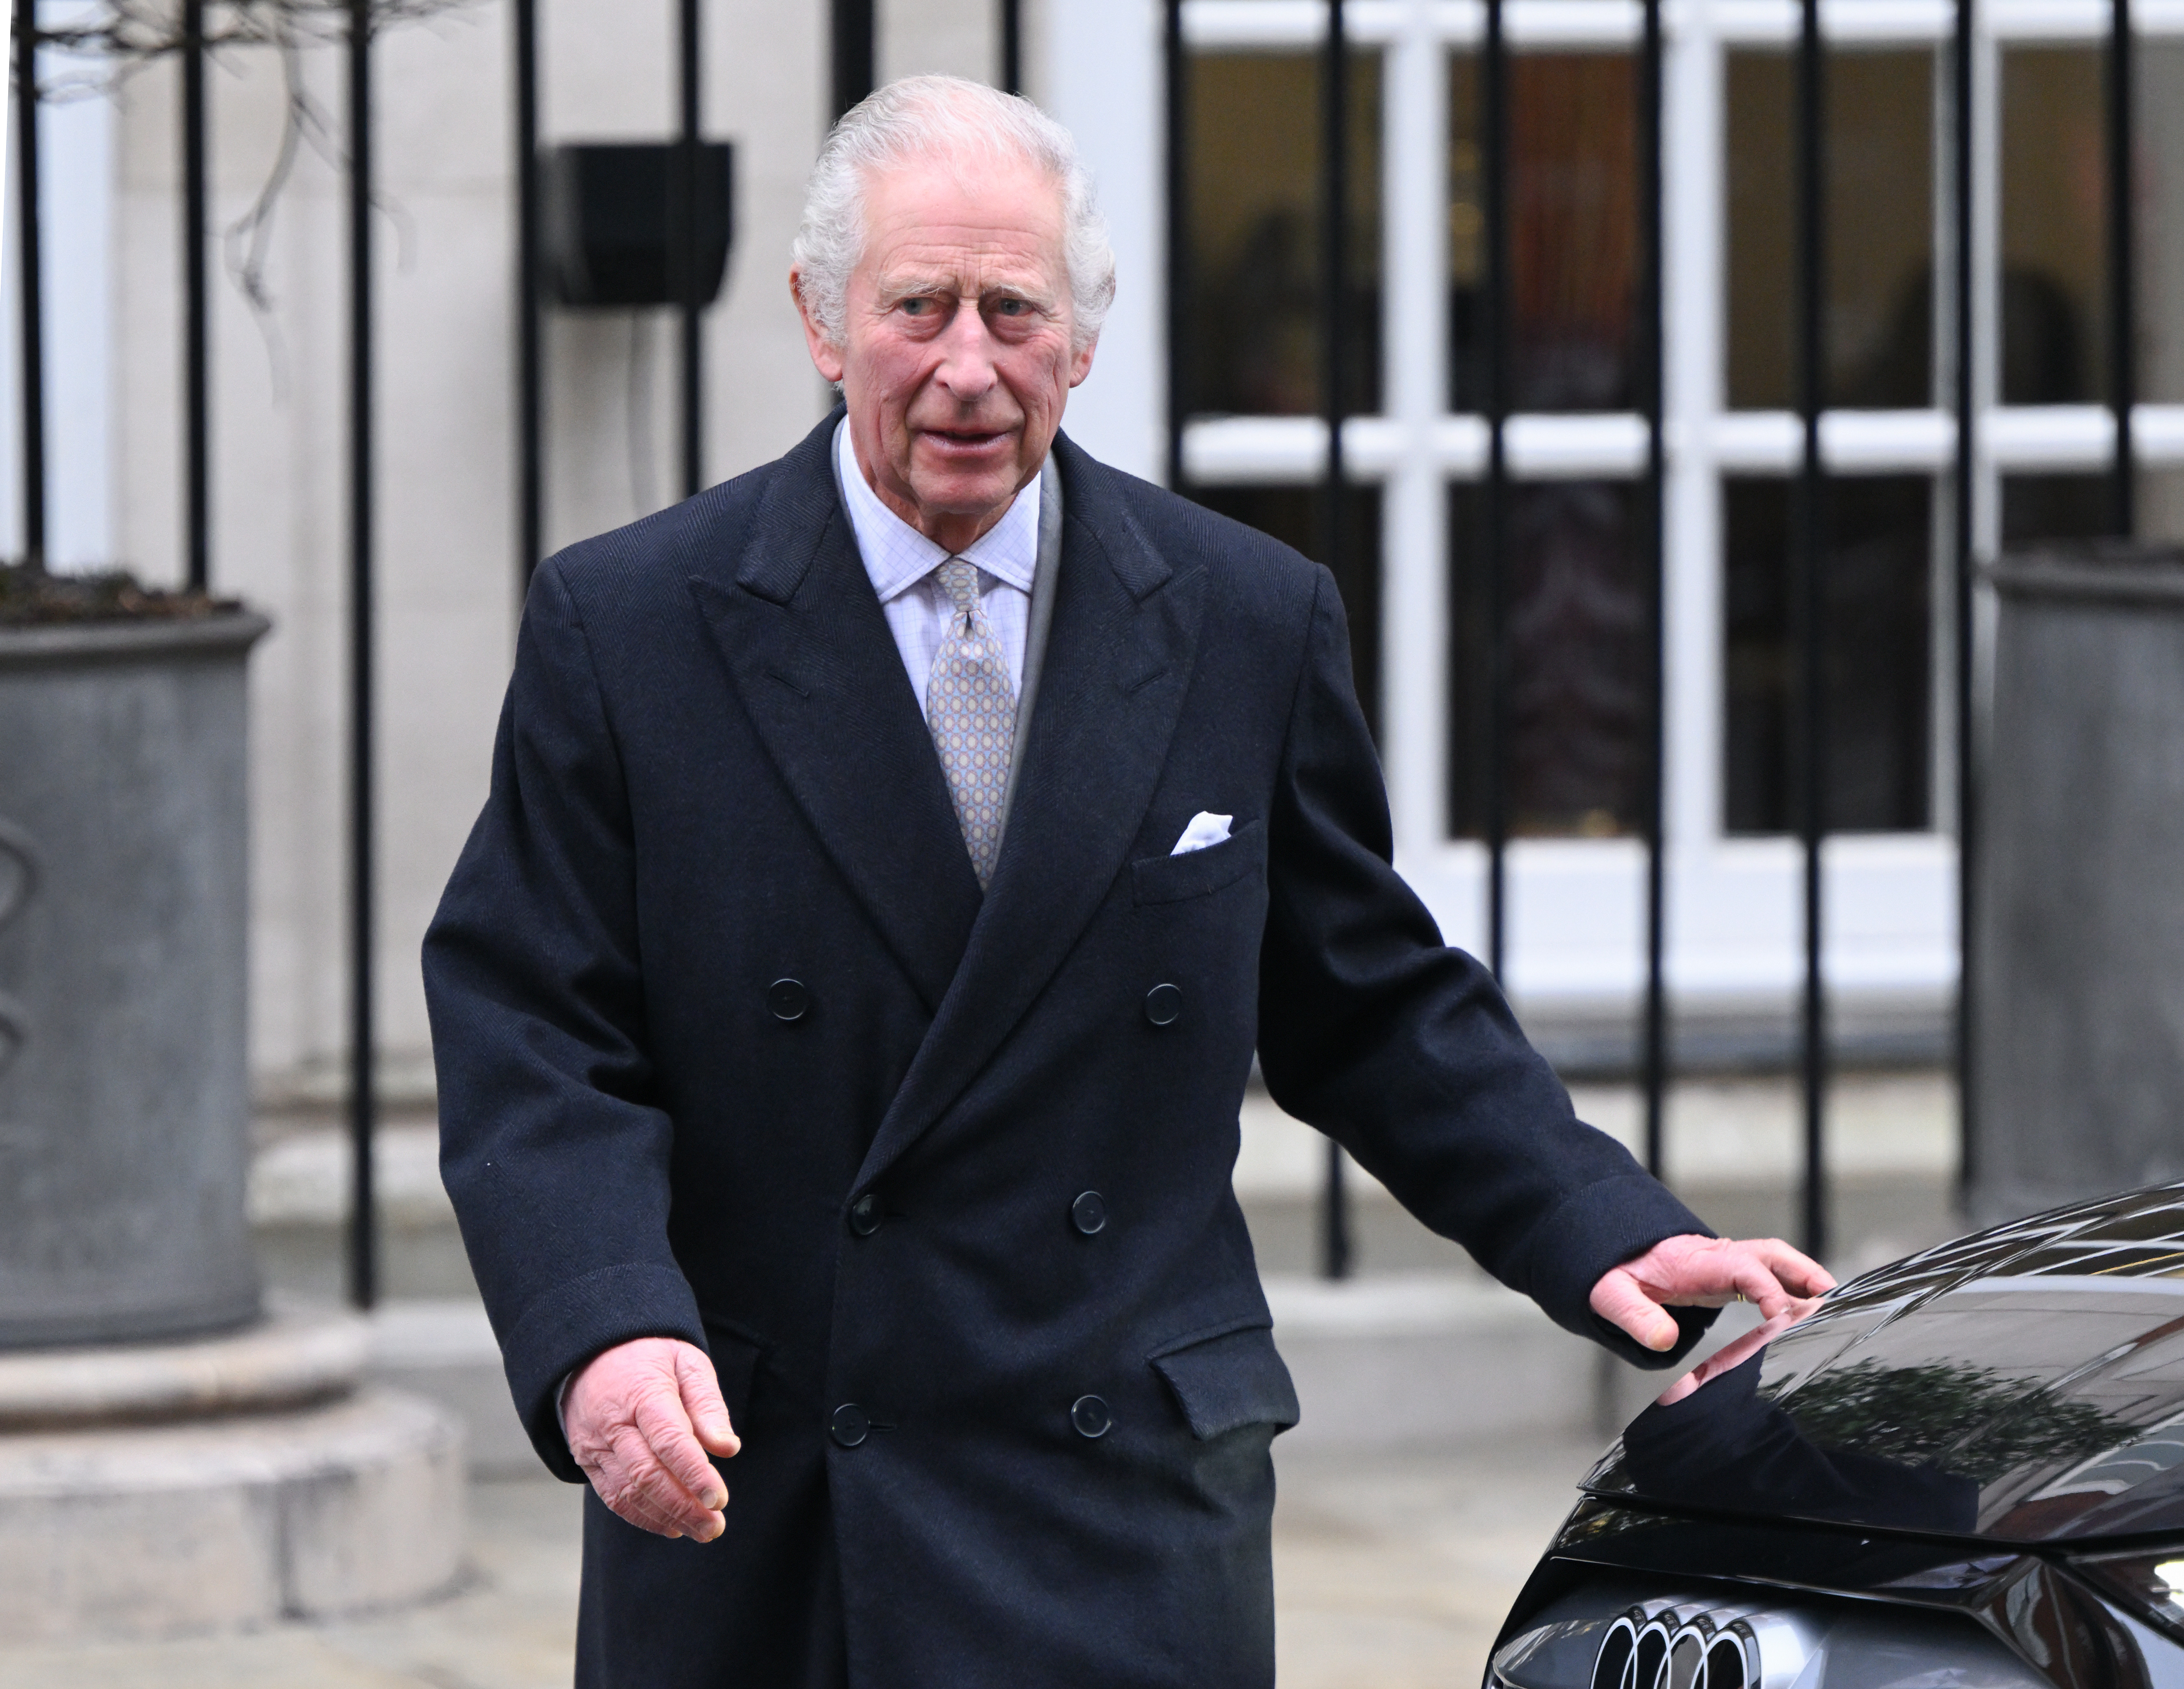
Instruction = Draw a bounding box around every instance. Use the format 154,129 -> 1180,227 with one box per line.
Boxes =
794,154 -> 1097,551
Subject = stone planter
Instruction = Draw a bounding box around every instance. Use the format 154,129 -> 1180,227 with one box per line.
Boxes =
1972,544 -> 2184,1220
0,613 -> 270,1347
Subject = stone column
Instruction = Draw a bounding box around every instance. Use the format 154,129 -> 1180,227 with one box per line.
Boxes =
1972,545 -> 2184,1220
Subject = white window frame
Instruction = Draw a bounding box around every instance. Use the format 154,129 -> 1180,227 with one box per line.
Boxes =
1048,0 -> 2181,1031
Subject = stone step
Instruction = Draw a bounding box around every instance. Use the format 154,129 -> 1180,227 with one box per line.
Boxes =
366,1299 -> 535,1478
259,1072 -> 1960,1233
0,1313 -> 466,1644
1264,1273 -> 1765,1450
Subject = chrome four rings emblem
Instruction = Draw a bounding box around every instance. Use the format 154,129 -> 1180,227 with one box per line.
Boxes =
1591,1601 -> 1822,1689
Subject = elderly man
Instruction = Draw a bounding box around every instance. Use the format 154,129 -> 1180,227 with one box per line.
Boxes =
425,74 -> 1829,1689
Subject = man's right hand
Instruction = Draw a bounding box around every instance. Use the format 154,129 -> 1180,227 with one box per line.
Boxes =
565,1337 -> 740,1541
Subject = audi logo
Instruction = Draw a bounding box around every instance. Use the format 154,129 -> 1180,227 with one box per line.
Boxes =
1591,1602 -> 1820,1689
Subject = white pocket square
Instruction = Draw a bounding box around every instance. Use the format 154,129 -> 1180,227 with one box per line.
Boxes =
1171,812 -> 1233,856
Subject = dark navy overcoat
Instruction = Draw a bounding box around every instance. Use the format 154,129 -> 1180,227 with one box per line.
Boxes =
423,412 -> 1711,1688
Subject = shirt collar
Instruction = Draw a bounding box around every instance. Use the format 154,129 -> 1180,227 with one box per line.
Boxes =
834,418 -> 1041,604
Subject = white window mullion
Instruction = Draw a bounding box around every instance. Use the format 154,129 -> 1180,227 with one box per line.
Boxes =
1382,0 -> 1452,865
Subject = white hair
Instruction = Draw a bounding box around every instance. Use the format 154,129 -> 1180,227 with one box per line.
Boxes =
793,75 -> 1116,355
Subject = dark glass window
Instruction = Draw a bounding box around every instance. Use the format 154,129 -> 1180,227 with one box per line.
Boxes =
2140,44 -> 2184,410
2001,49 -> 2108,406
1179,52 -> 1385,744
1726,50 -> 1936,411
1188,486 -> 1383,739
1450,53 -> 1640,413
2002,475 -> 2108,548
1723,477 -> 1932,834
2144,470 -> 2184,546
1448,481 -> 1647,839
1180,52 -> 1383,419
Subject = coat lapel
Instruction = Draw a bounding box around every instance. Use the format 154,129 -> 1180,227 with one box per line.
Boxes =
690,415 -> 983,1014
855,436 -> 1205,1189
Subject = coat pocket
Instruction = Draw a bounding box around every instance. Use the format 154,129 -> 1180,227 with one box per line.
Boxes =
697,1314 -> 767,1429
1130,817 -> 1268,907
1149,1320 -> 1300,1440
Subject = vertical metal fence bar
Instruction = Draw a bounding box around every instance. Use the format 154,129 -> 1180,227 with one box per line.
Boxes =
677,0 -> 702,500
833,0 -> 875,120
1482,0 -> 1510,982
1640,0 -> 1669,1179
514,0 -> 541,585
182,0 -> 209,591
1793,0 -> 1829,1262
1163,0 -> 1186,494
1000,0 -> 1022,94
2106,0 -> 2135,536
13,0 -> 42,571
346,0 -> 377,1312
1953,0 -> 1977,1208
1318,0 -> 1353,1281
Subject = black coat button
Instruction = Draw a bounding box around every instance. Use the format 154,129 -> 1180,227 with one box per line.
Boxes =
1144,983 -> 1182,1027
768,978 -> 810,1022
830,1403 -> 870,1448
847,1192 -> 881,1237
1071,1191 -> 1107,1235
1071,1395 -> 1111,1439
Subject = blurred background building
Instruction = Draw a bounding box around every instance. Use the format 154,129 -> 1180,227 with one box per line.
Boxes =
4,0 -> 2179,1220
9,0 -> 2184,1673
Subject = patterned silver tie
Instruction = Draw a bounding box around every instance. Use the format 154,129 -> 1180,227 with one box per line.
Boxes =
925,558 -> 1016,888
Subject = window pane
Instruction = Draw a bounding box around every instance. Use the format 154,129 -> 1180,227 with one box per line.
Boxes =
2000,49 -> 2106,405
1725,54 -> 1793,409
1997,474 -> 2184,547
1450,54 -> 1640,413
2144,470 -> 2184,546
1182,52 -> 1383,419
2001,475 -> 2107,548
1447,482 -> 1647,839
1723,478 -> 1932,834
1186,486 -> 1383,738
1726,51 -> 1937,411
2141,44 -> 2184,406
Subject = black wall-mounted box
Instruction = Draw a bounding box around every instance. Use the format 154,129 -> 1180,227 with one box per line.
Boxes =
541,141 -> 735,309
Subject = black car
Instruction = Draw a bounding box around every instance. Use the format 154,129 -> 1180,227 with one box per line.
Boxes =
1490,1183 -> 2184,1689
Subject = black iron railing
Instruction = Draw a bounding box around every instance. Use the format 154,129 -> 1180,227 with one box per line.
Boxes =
14,0 -> 43,572
1159,0 -> 2144,1270
1639,0 -> 1667,1184
181,0 -> 208,592
1952,0 -> 1979,1216
676,0 -> 703,501
1318,0 -> 1353,1279
1793,0 -> 1829,1259
346,0 -> 378,1308
2,0 -> 2148,1299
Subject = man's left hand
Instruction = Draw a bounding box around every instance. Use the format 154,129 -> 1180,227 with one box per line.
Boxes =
1589,1234 -> 1836,1353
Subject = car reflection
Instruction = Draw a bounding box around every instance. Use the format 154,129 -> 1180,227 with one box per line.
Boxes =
1620,1335 -> 1980,1534
1585,1187 -> 2184,1543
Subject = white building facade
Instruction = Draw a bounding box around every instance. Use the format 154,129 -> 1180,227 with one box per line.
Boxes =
5,0 -> 2176,1106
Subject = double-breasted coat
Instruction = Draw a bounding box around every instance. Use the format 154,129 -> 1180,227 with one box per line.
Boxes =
422,411 -> 1711,1688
